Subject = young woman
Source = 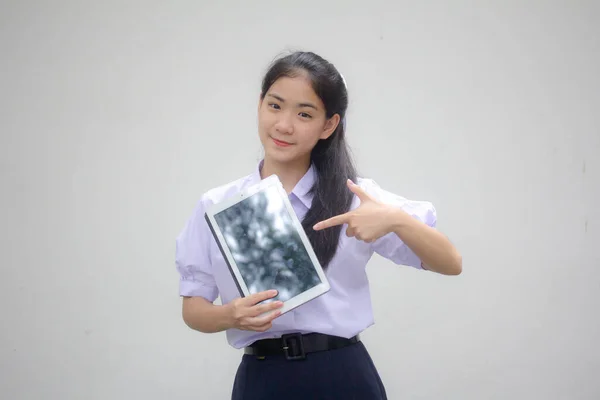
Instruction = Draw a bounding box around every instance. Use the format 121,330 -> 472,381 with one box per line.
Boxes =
176,51 -> 462,399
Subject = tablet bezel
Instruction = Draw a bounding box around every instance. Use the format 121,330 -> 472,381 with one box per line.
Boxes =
204,174 -> 330,314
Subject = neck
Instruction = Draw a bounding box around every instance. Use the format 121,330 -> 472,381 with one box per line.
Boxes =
261,156 -> 310,194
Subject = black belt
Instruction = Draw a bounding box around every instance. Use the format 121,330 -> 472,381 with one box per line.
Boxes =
244,332 -> 360,360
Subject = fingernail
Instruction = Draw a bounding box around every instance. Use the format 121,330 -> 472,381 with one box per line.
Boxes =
270,290 -> 278,296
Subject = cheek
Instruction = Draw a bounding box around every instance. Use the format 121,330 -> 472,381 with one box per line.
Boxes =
257,117 -> 269,137
299,125 -> 324,146
258,111 -> 274,130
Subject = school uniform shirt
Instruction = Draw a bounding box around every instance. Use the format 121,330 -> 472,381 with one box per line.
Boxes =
175,161 -> 437,349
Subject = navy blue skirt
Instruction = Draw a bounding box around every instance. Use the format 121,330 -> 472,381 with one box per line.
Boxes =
231,341 -> 387,400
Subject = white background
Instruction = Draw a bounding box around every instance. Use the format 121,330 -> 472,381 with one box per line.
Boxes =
1,1 -> 599,399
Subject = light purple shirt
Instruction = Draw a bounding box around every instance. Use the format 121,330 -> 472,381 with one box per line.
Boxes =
176,162 -> 437,349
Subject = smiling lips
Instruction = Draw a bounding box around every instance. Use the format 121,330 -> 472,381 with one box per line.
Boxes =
271,137 -> 292,147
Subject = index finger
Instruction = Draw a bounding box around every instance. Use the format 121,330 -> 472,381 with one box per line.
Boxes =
245,290 -> 278,305
313,213 -> 350,230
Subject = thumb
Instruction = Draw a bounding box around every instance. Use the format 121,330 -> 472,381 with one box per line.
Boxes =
347,179 -> 372,202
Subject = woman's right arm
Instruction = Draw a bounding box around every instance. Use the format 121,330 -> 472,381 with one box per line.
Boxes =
182,290 -> 283,333
182,297 -> 234,333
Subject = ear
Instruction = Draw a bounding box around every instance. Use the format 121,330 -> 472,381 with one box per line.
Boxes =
320,114 -> 341,140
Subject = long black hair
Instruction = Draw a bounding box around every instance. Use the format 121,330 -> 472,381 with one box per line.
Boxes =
260,51 -> 357,269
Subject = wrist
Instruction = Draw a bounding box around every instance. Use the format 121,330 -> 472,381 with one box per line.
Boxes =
388,207 -> 412,233
219,302 -> 236,331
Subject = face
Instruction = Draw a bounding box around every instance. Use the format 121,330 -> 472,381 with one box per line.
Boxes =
258,74 -> 340,167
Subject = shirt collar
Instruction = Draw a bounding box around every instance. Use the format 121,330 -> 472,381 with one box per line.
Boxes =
251,160 -> 316,208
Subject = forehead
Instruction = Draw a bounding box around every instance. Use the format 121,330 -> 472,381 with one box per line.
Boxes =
267,75 -> 324,107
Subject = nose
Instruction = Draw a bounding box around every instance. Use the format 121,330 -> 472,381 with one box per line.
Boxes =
274,112 -> 294,135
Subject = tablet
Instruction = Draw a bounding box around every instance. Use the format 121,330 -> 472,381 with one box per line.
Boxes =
204,174 -> 330,314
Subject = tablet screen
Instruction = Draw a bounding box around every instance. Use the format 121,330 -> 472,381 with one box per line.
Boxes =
213,185 -> 321,302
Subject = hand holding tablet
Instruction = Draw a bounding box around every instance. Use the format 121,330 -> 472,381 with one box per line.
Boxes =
225,290 -> 284,332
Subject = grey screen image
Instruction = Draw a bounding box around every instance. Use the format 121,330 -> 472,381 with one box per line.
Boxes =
213,185 -> 322,302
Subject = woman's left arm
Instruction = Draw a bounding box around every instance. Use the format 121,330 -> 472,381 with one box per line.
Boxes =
313,179 -> 462,275
388,207 -> 462,275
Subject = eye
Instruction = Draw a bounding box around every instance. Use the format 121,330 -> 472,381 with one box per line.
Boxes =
299,112 -> 312,119
268,103 -> 281,110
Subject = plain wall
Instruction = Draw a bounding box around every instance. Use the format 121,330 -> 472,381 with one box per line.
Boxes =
1,1 -> 599,399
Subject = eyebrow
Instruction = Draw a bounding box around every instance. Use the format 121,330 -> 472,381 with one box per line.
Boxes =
267,93 -> 319,111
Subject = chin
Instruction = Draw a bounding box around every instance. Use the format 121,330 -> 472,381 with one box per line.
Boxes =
264,149 -> 298,164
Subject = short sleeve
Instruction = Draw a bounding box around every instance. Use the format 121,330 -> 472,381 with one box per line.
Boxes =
359,178 -> 437,269
175,196 -> 219,302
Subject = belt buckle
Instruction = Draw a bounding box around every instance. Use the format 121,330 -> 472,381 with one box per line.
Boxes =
281,333 -> 306,360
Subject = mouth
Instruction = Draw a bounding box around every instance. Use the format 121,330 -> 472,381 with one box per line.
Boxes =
270,136 -> 293,147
